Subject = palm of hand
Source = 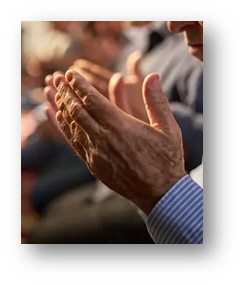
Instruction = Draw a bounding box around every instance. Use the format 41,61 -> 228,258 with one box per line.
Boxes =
124,74 -> 148,122
109,51 -> 149,123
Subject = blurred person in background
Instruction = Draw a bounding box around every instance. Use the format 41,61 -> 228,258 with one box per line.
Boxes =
71,21 -> 203,171
26,22 -> 154,243
44,21 -> 203,244
21,22 -> 125,240
27,22 -> 202,244
21,21 -> 122,110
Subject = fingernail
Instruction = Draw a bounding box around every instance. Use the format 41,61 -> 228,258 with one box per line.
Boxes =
149,75 -> 160,90
43,86 -> 50,96
70,121 -> 76,132
66,71 -> 73,82
55,93 -> 61,103
56,111 -> 62,122
45,75 -> 52,86
54,76 -> 62,88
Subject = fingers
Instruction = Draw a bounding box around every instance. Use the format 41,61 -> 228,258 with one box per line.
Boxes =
69,121 -> 89,160
53,71 -> 64,77
61,70 -> 123,127
56,110 -> 73,141
108,73 -> 130,114
126,51 -> 143,77
44,86 -> 58,112
44,105 -> 60,131
56,111 -> 86,160
71,60 -> 111,98
73,67 -> 109,97
44,71 -> 65,111
45,103 -> 89,159
53,74 -> 101,140
45,71 -> 90,158
45,71 -> 64,87
44,75 -> 53,87
45,104 -> 75,148
54,85 -> 74,127
72,59 -> 113,81
142,73 -> 175,131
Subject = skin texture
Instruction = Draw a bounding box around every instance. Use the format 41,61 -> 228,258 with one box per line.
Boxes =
44,72 -> 63,132
45,70 -> 185,215
70,59 -> 113,98
44,21 -> 203,216
43,52 -> 147,146
71,51 -> 149,123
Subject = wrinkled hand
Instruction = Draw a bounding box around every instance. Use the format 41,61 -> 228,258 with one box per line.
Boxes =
70,51 -> 149,123
70,59 -> 113,98
46,70 -> 185,215
43,72 -> 63,132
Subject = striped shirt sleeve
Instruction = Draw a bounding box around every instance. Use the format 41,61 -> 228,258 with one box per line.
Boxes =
146,175 -> 203,244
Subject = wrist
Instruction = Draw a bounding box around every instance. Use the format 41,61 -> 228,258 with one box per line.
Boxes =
137,171 -> 186,216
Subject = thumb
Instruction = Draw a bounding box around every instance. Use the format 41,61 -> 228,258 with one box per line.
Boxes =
142,73 -> 175,131
108,73 -> 130,114
127,51 -> 143,77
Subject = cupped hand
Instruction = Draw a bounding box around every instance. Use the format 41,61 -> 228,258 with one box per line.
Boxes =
109,51 -> 149,123
49,70 -> 185,215
70,51 -> 149,123
70,59 -> 113,98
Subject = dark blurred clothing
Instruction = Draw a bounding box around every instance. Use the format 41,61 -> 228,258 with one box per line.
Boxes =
118,22 -> 203,171
28,183 -> 153,244
142,24 -> 203,170
27,22 -> 203,244
141,26 -> 203,112
22,131 -> 95,214
170,102 -> 203,171
88,22 -> 203,220
21,93 -> 40,110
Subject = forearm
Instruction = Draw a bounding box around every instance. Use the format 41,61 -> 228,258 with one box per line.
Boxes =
147,175 -> 203,244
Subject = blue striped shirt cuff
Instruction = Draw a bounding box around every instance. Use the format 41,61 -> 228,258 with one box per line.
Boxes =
147,175 -> 203,244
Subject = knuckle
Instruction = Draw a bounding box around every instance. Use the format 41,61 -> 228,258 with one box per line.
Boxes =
59,84 -> 68,96
65,95 -> 73,107
57,99 -> 65,110
70,121 -> 77,133
70,103 -> 82,119
72,78 -> 93,100
59,119 -> 66,129
83,92 -> 94,108
60,121 -> 70,137
63,109 -> 72,123
100,122 -> 110,132
72,76 -> 81,90
153,96 -> 166,106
